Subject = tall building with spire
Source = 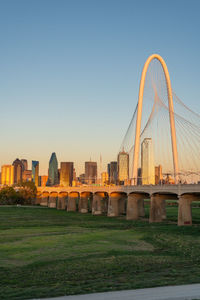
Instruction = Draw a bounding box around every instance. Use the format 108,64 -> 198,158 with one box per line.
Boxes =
141,138 -> 155,185
46,152 -> 59,186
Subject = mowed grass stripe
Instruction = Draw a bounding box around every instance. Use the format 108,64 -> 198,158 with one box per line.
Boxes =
0,206 -> 200,300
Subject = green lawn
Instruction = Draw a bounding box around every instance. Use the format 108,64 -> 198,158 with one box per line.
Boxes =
1,206 -> 200,300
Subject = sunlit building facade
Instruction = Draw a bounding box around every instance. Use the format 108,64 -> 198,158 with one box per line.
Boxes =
1,165 -> 14,185
12,158 -> 23,184
46,152 -> 59,186
23,170 -> 32,182
141,138 -> 155,185
60,162 -> 74,186
85,161 -> 97,184
40,175 -> 48,187
32,161 -> 39,187
155,165 -> 163,184
117,151 -> 129,184
110,161 -> 118,184
101,171 -> 109,186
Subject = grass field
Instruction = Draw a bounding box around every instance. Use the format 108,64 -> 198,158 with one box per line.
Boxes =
1,206 -> 200,300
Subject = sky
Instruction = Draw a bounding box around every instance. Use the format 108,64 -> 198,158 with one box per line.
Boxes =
0,0 -> 200,176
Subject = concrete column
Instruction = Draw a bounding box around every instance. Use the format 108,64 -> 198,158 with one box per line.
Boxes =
35,193 -> 41,205
178,194 -> 192,226
126,193 -> 145,220
92,193 -> 108,215
57,193 -> 67,210
40,193 -> 49,206
67,192 -> 79,212
107,193 -> 126,217
79,192 -> 92,213
149,194 -> 166,223
48,193 -> 58,208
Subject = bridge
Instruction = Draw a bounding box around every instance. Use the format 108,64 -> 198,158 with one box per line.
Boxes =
37,184 -> 200,226
36,54 -> 200,226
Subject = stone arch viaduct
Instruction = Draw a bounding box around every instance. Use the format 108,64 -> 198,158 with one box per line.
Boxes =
36,185 -> 200,226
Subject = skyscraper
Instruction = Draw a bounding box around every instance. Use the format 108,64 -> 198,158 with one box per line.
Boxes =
141,138 -> 155,185
21,159 -> 28,171
1,165 -> 14,185
46,152 -> 59,186
32,161 -> 39,187
117,151 -> 129,184
12,158 -> 23,184
155,165 -> 163,184
60,162 -> 74,186
110,161 -> 118,184
85,161 -> 97,184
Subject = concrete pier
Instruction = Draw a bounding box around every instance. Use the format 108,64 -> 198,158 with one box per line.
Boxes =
40,192 -> 49,206
126,193 -> 145,220
107,193 -> 126,217
149,194 -> 166,223
48,192 -> 58,208
67,192 -> 79,212
92,192 -> 108,215
57,192 -> 67,210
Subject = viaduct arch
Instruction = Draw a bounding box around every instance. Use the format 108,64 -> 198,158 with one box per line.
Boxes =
132,54 -> 179,185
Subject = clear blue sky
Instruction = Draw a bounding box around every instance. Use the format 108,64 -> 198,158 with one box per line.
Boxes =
0,0 -> 200,175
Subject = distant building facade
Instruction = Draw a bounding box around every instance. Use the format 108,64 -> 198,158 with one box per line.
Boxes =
40,175 -> 48,187
32,161 -> 39,187
110,161 -> 118,184
60,162 -> 74,186
46,152 -> 59,186
12,158 -> 23,184
23,170 -> 32,182
1,165 -> 14,185
85,161 -> 97,184
155,165 -> 163,184
117,151 -> 129,184
101,172 -> 109,186
141,138 -> 155,185
21,159 -> 28,171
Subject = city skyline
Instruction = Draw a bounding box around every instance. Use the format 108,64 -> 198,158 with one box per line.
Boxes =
0,1 -> 200,175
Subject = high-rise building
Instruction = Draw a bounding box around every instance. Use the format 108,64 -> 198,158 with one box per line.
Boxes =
41,175 -> 48,187
23,170 -> 32,182
21,159 -> 28,171
101,172 -> 109,186
155,165 -> 163,184
1,165 -> 14,185
60,162 -> 74,186
32,161 -> 39,187
107,163 -> 110,182
117,151 -> 129,184
46,152 -> 59,186
85,161 -> 97,184
79,173 -> 85,184
12,158 -> 23,184
141,138 -> 155,185
110,161 -> 118,184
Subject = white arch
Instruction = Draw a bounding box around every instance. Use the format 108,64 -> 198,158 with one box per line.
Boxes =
132,54 -> 179,184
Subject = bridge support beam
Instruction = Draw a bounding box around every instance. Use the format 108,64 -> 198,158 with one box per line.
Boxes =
35,193 -> 41,205
40,193 -> 49,206
57,193 -> 67,210
48,193 -> 58,208
126,193 -> 145,220
107,193 -> 126,217
92,192 -> 108,215
79,192 -> 92,213
178,194 -> 193,226
149,194 -> 166,223
67,192 -> 79,212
